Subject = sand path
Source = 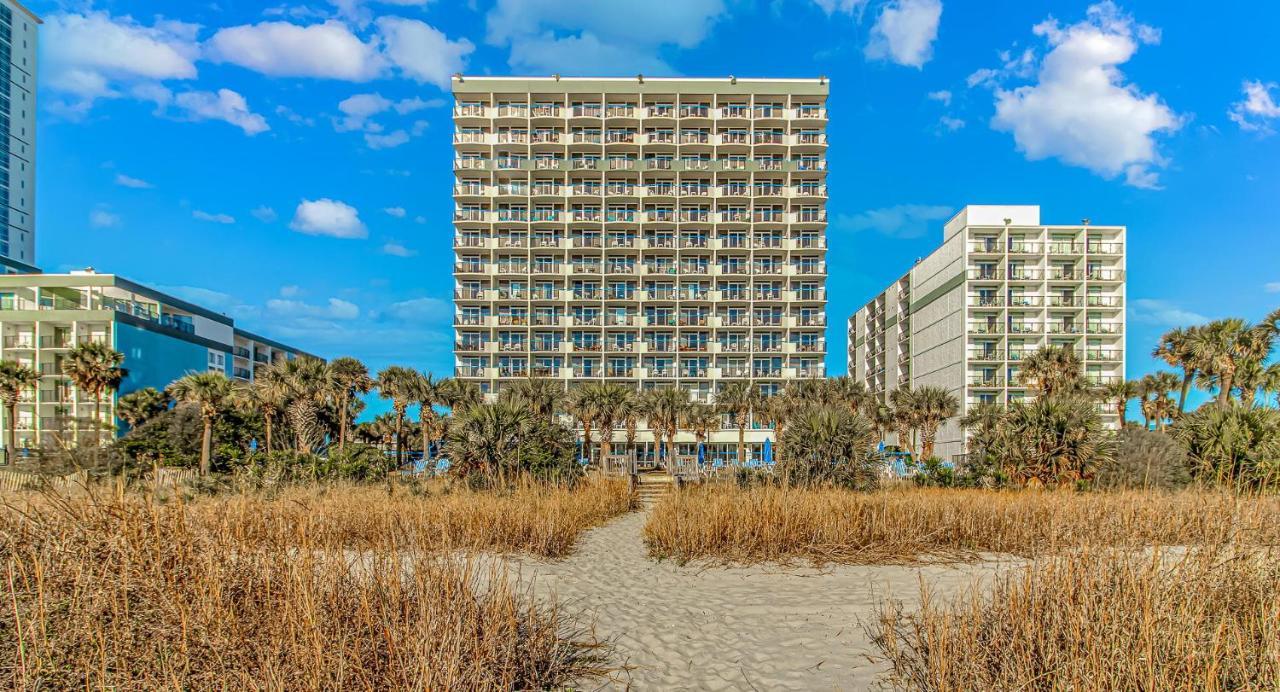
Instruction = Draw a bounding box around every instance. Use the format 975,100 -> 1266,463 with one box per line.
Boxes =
510,510 -> 1011,691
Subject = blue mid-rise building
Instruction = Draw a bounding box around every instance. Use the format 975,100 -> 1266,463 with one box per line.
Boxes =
0,269 -> 316,451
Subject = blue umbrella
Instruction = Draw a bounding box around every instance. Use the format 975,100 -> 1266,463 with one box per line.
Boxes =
435,457 -> 451,473
763,438 -> 774,465
697,442 -> 705,467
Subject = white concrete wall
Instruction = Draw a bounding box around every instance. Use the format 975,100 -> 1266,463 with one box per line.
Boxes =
3,0 -> 36,266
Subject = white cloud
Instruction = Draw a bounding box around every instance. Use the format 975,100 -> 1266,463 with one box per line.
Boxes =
89,208 -> 122,229
336,93 -> 393,131
279,285 -> 302,298
172,89 -> 270,135
193,210 -> 236,224
115,173 -> 153,189
414,215 -> 426,224
275,104 -> 315,126
813,0 -> 869,16
989,2 -> 1182,189
384,207 -> 407,218
865,0 -> 942,69
834,204 -> 952,239
365,130 -> 410,149
43,11 -> 200,116
967,48 -> 1035,88
394,97 -> 442,114
927,89 -> 951,106
381,241 -> 416,257
1228,80 -> 1280,135
381,297 -> 449,322
207,20 -> 387,80
1265,282 -> 1280,294
290,198 -> 368,238
485,0 -> 726,74
939,115 -> 965,131
267,297 -> 360,320
1130,299 -> 1208,327
376,17 -> 474,87
251,206 -> 278,222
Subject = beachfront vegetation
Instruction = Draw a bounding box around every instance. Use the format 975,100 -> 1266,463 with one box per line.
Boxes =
0,481 -> 626,688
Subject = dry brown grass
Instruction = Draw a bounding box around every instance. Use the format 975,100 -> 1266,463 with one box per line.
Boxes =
644,485 -> 1280,564
871,547 -> 1280,689
0,479 -> 632,689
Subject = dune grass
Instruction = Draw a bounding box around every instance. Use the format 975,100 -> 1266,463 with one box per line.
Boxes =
644,485 -> 1280,565
0,479 -> 631,689
871,547 -> 1280,690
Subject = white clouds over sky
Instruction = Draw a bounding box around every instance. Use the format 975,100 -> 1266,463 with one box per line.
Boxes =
290,198 -> 368,239
1229,80 -> 1280,135
865,0 -> 943,68
985,2 -> 1183,189
834,204 -> 953,239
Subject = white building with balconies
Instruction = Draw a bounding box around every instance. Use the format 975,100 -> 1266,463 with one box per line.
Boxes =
848,205 -> 1126,461
451,76 -> 830,461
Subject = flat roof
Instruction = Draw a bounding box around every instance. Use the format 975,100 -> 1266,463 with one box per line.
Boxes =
5,0 -> 42,24
452,75 -> 829,96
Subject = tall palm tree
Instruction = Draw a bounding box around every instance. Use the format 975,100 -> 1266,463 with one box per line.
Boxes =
279,357 -> 331,453
889,387 -> 919,459
327,356 -> 372,451
437,377 -> 483,414
376,365 -> 418,469
246,363 -> 290,453
0,360 -> 40,458
642,387 -> 687,470
498,377 -> 564,420
167,372 -> 236,475
958,401 -> 1006,466
1138,372 -> 1180,431
618,388 -> 641,460
566,385 -> 602,464
715,381 -> 755,466
1017,345 -> 1083,397
116,387 -> 170,430
584,382 -> 632,462
444,400 -> 529,479
1100,379 -> 1138,423
828,375 -> 869,417
911,386 -> 960,460
1153,326 -> 1202,415
62,341 -> 127,446
1002,395 -> 1111,487
408,371 -> 439,463
681,401 -> 719,452
1192,318 -> 1275,407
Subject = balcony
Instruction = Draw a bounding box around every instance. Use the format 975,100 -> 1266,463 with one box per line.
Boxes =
968,322 -> 1004,335
969,375 -> 1005,387
1087,243 -> 1123,255
968,349 -> 1005,362
1047,322 -> 1083,335
753,368 -> 783,378
968,269 -> 1005,281
969,295 -> 1004,308
1086,349 -> 1123,361
1008,322 -> 1041,335
1048,243 -> 1084,254
795,342 -> 825,353
1087,269 -> 1125,281
1087,323 -> 1123,335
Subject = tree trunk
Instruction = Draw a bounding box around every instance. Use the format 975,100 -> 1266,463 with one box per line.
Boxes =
338,394 -> 349,451
1177,371 -> 1194,414
581,421 -> 593,466
394,413 -> 404,472
200,419 -> 213,475
921,427 -> 936,460
1218,371 -> 1234,407
736,415 -> 746,466
601,424 -> 612,464
6,402 -> 16,462
264,413 -> 273,454
421,416 -> 429,467
93,395 -> 103,448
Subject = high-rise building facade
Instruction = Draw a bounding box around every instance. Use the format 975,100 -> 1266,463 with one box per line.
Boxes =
0,270 -> 315,453
450,76 -> 829,457
848,205 -> 1126,460
0,0 -> 37,272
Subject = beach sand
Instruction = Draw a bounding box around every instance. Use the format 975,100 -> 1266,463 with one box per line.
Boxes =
507,510 -> 1013,691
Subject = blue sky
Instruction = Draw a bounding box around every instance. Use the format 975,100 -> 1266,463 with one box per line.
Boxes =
28,0 -> 1280,416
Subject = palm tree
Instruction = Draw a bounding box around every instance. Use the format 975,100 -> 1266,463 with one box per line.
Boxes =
376,365 -> 418,469
167,372 -> 236,475
566,385 -> 601,464
642,387 -> 687,470
1002,395 -> 1112,487
1143,372 -> 1181,431
62,341 -> 127,446
246,363 -> 290,453
958,401 -> 1006,467
911,386 -> 960,460
584,382 -> 632,463
408,371 -> 439,463
1017,345 -> 1083,397
1192,318 -> 1276,407
1154,326 -> 1202,415
444,400 -> 529,479
117,387 -> 170,430
1100,379 -> 1138,424
327,356 -> 372,451
437,377 -> 483,414
681,402 -> 719,453
278,357 -> 330,453
828,375 -> 869,417
889,387 -> 919,459
715,381 -> 755,466
618,388 -> 642,461
498,377 -> 564,420
0,360 -> 40,458
777,405 -> 877,487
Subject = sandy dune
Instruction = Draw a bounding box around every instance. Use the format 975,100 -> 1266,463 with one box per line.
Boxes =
508,511 -> 1012,691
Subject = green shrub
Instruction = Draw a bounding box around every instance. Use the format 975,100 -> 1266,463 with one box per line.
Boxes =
1095,427 -> 1192,490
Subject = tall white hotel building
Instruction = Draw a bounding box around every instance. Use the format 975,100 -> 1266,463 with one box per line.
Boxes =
848,205 -> 1126,461
0,0 -> 37,272
450,76 -> 829,459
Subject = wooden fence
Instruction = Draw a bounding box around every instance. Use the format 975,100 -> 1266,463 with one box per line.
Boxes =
0,468 -> 90,493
